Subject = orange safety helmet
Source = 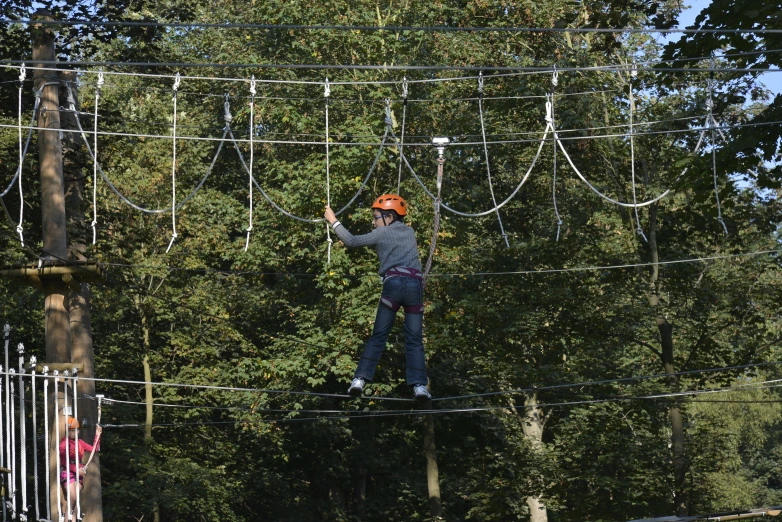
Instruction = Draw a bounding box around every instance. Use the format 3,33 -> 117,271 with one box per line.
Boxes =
66,416 -> 80,430
372,194 -> 407,216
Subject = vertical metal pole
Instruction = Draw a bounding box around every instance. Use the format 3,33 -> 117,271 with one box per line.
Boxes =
31,357 -> 40,522
17,344 -> 27,520
54,372 -> 61,522
1,324 -> 6,522
63,370 -> 71,522
43,367 -> 51,522
73,368 -> 80,521
8,370 -> 15,517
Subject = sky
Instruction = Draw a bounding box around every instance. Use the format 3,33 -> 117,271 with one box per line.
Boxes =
673,0 -> 781,96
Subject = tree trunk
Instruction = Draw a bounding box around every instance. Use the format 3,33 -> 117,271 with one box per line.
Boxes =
518,392 -> 548,522
61,69 -> 104,522
32,12 -> 72,519
351,415 -> 372,511
138,303 -> 160,522
647,204 -> 688,516
422,398 -> 442,517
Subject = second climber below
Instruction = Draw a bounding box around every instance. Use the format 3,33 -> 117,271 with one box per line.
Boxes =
324,194 -> 431,400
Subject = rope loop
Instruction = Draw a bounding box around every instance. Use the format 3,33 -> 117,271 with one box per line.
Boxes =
402,76 -> 408,100
478,71 -> 484,97
635,226 -> 648,242
172,72 -> 181,98
18,63 -> 26,83
223,94 -> 233,125
545,98 -> 553,124
65,83 -> 76,111
718,217 -> 728,235
16,225 -> 24,246
384,98 -> 393,127
551,65 -> 558,88
249,75 -> 257,96
96,69 -> 105,89
631,62 -> 638,80
33,85 -> 43,99
166,232 -> 178,253
324,78 -> 330,98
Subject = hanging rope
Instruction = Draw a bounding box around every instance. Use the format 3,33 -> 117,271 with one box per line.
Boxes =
477,72 -> 510,247
2,84 -> 40,200
423,136 -> 447,284
628,65 -> 648,242
245,78 -> 257,252
549,70 -> 564,242
30,357 -> 40,522
394,108 -> 551,218
43,367 -> 51,522
166,73 -> 181,253
72,102 -> 228,216
325,78 -> 333,264
83,395 -> 102,474
227,109 -> 392,224
396,77 -> 408,194
91,70 -> 104,245
16,345 -> 27,521
16,64 -> 26,247
707,59 -> 729,236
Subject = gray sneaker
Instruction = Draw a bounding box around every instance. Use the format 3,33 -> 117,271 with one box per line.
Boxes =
348,377 -> 365,397
413,384 -> 432,400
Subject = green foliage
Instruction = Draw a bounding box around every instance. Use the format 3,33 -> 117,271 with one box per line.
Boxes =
0,0 -> 781,521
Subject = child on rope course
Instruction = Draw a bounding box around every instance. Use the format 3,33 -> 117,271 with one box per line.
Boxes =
60,416 -> 101,521
324,194 -> 432,400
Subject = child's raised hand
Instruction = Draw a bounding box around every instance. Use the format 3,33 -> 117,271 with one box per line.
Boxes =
324,206 -> 337,224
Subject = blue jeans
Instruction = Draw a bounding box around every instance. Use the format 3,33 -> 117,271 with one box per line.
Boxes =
354,276 -> 428,385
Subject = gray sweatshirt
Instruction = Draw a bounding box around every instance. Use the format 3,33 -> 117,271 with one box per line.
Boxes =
333,221 -> 422,276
